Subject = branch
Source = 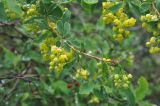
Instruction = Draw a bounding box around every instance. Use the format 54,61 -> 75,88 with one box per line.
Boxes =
65,41 -> 119,65
0,20 -> 32,40
0,20 -> 20,27
2,68 -> 38,100
152,0 -> 160,17
0,74 -> 38,87
14,27 -> 32,39
0,67 -> 38,87
4,79 -> 20,100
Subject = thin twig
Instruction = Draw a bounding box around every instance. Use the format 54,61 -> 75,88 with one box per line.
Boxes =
4,79 -> 20,100
152,0 -> 160,17
0,20 -> 20,27
1,67 -> 38,100
65,41 -> 119,65
0,20 -> 32,40
0,73 -> 38,87
14,27 -> 32,39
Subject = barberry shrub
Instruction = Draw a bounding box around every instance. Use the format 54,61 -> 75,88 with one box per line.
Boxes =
0,0 -> 160,106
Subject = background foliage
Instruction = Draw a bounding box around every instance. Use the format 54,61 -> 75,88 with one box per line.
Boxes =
0,0 -> 160,106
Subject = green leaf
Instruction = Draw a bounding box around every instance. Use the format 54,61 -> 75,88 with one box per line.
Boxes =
103,86 -> 112,94
63,22 -> 71,36
57,20 -> 64,35
57,21 -> 71,37
135,77 -> 149,102
126,89 -> 136,106
128,2 -> 141,17
83,0 -> 98,4
6,0 -> 22,15
62,10 -> 71,22
145,0 -> 151,3
54,80 -> 69,94
87,60 -> 97,74
43,83 -> 55,94
108,2 -> 123,13
34,19 -> 48,29
3,48 -> 15,64
34,33 -> 48,44
138,101 -> 154,106
39,2 -> 63,21
23,51 -> 42,62
59,0 -> 72,3
80,42 -> 85,52
3,48 -> 22,67
130,0 -> 141,6
0,2 -> 7,21
81,1 -> 92,12
155,0 -> 160,11
48,5 -> 63,19
79,82 -> 94,95
140,2 -> 151,13
21,93 -> 30,101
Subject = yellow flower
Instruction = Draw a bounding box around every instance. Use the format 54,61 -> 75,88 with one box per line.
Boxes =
40,43 -> 48,52
114,74 -> 119,80
27,8 -> 36,15
114,19 -> 121,26
123,18 -> 136,27
142,22 -> 147,28
122,75 -> 128,81
150,37 -> 156,44
127,74 -> 132,79
157,22 -> 160,29
102,2 -> 112,9
118,28 -> 124,33
88,96 -> 99,104
114,34 -> 124,42
146,14 -> 152,20
48,21 -> 57,31
123,83 -> 129,89
146,42 -> 151,47
153,31 -> 159,36
103,13 -> 116,24
76,68 -> 88,79
140,16 -> 146,21
149,47 -> 160,54
59,54 -> 68,62
40,37 -> 73,73
27,4 -> 36,16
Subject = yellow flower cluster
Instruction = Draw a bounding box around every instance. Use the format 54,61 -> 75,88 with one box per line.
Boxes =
141,14 -> 160,54
97,61 -> 115,74
5,9 -> 17,19
26,4 -> 37,16
146,37 -> 160,54
114,73 -> 132,89
102,2 -> 136,42
40,37 -> 73,73
141,14 -> 158,22
40,37 -> 55,61
76,68 -> 88,80
25,24 -> 40,33
48,20 -> 57,33
149,46 -> 160,54
88,96 -> 99,104
49,45 -> 73,72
